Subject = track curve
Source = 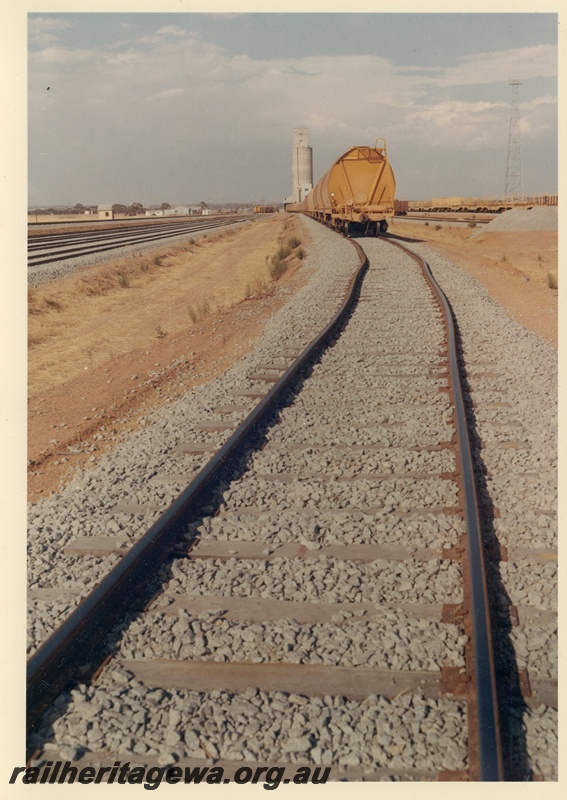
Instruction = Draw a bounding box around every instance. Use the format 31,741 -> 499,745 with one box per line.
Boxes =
27,229 -> 506,780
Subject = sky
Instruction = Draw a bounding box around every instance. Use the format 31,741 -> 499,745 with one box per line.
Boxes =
26,8 -> 559,206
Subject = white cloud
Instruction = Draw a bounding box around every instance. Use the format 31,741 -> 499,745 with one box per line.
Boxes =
145,88 -> 185,102
443,44 -> 557,86
405,100 -> 508,150
27,31 -> 557,202
31,46 -> 98,67
106,51 -> 141,67
28,16 -> 75,46
155,26 -> 186,38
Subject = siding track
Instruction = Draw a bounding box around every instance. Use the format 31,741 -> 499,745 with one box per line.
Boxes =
27,215 -> 253,269
27,223 -> 556,781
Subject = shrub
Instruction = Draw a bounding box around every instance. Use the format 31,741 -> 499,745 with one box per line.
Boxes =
187,304 -> 198,323
269,257 -> 287,280
435,224 -> 442,231
43,297 -> 63,310
296,246 -> 306,260
117,272 -> 130,289
501,254 -> 508,262
198,298 -> 211,318
288,236 -> 301,249
468,221 -> 477,228
140,261 -> 149,272
155,325 -> 167,339
424,222 -> 429,227
153,255 -> 162,266
253,277 -> 269,295
546,272 -> 558,290
276,244 -> 292,260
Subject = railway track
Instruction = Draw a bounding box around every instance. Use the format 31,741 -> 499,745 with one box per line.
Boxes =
27,215 -> 253,268
396,214 -> 492,226
26,223 -> 556,781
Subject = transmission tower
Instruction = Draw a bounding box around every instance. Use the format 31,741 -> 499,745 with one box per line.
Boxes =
504,79 -> 523,197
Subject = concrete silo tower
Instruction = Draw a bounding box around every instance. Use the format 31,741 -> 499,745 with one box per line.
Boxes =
284,127 -> 313,207
291,128 -> 313,203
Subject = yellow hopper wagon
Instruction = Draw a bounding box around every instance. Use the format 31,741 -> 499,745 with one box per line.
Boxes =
288,139 -> 396,236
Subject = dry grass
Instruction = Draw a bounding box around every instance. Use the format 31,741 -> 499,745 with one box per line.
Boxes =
29,217 -> 297,397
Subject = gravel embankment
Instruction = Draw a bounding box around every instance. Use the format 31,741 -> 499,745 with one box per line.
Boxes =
395,237 -> 557,780
30,228 -> 470,777
472,206 -> 557,235
28,219 -> 557,779
27,218 -> 362,650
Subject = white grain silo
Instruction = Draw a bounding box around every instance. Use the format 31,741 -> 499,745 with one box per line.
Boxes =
291,128 -> 313,204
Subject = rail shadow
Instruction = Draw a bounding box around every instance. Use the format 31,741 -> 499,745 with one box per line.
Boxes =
382,232 -> 426,244
447,303 -> 534,781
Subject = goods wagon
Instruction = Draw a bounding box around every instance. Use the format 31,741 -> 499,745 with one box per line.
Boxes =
409,194 -> 558,213
287,139 -> 396,236
254,205 -> 279,214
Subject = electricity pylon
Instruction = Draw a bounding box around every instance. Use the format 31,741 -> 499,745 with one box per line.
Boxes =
505,79 -> 523,197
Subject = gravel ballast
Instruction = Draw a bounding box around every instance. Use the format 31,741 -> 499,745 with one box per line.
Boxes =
472,206 -> 558,235
27,218 -> 557,780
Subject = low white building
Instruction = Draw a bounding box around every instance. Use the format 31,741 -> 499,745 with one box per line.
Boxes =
97,204 -> 114,220
171,205 -> 190,216
146,205 -> 190,217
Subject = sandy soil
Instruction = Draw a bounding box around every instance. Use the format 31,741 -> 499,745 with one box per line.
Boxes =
28,217 -> 557,501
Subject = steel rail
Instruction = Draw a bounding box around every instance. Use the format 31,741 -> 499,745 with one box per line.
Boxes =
28,218 -> 253,267
384,236 -> 503,781
27,241 -> 369,732
397,214 -> 491,226
28,216 -> 253,248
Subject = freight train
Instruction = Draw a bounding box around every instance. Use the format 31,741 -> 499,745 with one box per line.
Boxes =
286,139 -> 396,236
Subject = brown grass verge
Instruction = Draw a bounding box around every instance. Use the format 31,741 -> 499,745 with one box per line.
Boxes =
28,217 -> 297,398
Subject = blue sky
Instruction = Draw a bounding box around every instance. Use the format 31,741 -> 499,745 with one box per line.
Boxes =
27,9 -> 558,205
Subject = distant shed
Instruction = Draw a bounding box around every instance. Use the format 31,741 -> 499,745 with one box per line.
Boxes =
98,204 -> 114,220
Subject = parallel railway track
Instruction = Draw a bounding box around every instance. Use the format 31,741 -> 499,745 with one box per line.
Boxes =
395,214 -> 492,226
27,215 -> 253,268
26,225 -> 556,780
